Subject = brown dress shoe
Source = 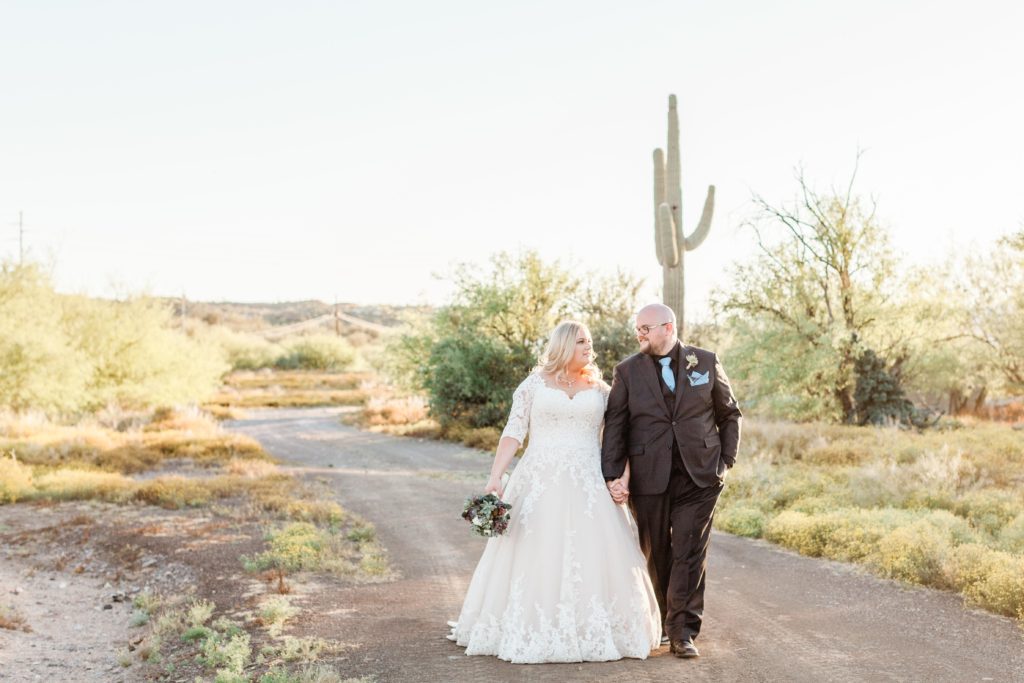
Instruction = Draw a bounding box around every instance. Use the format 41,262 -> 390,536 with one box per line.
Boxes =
669,638 -> 699,658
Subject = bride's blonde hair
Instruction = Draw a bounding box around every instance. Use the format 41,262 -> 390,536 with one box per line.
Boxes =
536,320 -> 602,383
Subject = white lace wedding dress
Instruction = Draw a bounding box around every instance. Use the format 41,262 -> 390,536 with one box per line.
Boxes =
449,372 -> 661,663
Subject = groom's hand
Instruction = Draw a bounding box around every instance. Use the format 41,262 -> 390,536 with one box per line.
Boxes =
607,478 -> 629,504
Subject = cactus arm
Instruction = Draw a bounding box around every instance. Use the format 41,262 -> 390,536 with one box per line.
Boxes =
683,185 -> 715,251
666,94 -> 684,250
653,148 -> 666,265
657,203 -> 679,267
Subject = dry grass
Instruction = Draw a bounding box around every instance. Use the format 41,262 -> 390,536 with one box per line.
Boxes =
0,605 -> 31,632
717,418 -> 1024,620
360,395 -> 428,427
205,370 -> 374,409
1,408 -> 273,474
344,392 -> 501,451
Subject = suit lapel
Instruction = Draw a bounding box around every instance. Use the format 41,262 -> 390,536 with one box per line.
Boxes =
672,343 -> 688,415
638,355 -> 670,418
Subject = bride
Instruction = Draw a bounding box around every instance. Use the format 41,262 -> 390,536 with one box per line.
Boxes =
448,320 -> 661,664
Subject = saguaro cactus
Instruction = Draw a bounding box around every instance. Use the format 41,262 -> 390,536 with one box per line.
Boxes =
653,94 -> 715,337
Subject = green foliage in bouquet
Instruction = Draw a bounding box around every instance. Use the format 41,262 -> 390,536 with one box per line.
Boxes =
462,493 -> 512,537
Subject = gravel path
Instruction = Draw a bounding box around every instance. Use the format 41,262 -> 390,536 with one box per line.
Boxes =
229,407 -> 1024,683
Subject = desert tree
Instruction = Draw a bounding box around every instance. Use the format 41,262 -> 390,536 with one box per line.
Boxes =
716,156 -> 907,422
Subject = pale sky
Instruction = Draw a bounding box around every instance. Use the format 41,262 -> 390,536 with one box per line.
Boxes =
2,1 -> 1022,321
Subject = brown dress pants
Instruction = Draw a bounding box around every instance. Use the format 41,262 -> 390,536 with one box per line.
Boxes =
630,463 -> 723,642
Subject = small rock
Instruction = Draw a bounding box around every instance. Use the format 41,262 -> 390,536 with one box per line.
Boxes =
140,558 -> 158,569
58,581 -> 68,589
102,604 -> 113,610
111,591 -> 127,602
103,581 -> 112,589
12,586 -> 22,594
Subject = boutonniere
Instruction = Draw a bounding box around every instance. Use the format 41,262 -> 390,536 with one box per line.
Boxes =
685,352 -> 698,370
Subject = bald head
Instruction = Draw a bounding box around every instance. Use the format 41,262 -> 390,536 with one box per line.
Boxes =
636,303 -> 676,326
635,303 -> 678,356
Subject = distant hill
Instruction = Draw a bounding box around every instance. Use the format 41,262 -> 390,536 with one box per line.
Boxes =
161,299 -> 431,333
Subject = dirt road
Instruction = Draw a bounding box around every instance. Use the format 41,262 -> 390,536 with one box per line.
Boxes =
228,408 -> 1024,683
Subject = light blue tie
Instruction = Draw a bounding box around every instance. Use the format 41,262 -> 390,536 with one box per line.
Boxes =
659,357 -> 675,392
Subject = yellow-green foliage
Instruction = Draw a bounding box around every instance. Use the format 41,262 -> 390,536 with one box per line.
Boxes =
257,595 -> 299,637
33,468 -> 135,502
248,523 -> 330,573
945,544 -> 1024,618
718,418 -> 1024,620
242,519 -> 390,579
1,408 -> 272,474
207,370 -> 372,409
277,335 -> 356,372
0,263 -> 228,413
0,454 -> 34,503
191,325 -> 282,371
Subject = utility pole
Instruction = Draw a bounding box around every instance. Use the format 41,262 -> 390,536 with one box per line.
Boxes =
334,296 -> 341,337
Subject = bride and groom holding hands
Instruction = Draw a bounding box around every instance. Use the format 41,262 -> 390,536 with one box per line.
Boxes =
448,302 -> 742,664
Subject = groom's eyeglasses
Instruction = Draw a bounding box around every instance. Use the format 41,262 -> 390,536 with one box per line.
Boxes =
635,322 -> 670,336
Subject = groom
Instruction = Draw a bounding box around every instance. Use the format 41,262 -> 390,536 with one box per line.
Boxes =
602,303 -> 742,659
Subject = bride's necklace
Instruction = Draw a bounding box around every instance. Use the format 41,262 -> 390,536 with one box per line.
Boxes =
558,372 -> 582,388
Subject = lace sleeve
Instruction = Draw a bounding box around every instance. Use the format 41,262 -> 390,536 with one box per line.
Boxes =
598,379 -> 611,409
500,374 -> 539,444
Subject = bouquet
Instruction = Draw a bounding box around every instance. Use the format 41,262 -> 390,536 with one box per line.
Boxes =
461,493 -> 513,537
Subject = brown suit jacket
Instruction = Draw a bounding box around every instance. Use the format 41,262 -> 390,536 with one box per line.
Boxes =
601,343 -> 742,494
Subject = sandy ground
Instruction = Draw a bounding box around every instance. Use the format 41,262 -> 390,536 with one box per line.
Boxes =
225,407 -> 1024,683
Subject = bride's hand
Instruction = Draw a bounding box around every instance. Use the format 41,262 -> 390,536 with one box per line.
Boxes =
484,477 -> 504,497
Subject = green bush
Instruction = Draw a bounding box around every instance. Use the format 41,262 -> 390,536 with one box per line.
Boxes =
945,544 -> 1024,618
276,335 -> 356,371
0,455 -> 33,503
715,504 -> 766,537
389,250 -> 646,431
424,336 -> 533,428
873,519 -> 953,585
196,325 -> 281,370
0,262 -> 227,413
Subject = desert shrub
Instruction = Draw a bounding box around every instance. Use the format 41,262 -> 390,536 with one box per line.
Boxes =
244,522 -> 330,573
32,468 -> 134,502
458,426 -> 502,451
998,514 -> 1024,554
423,336 -> 533,428
135,476 -> 213,508
197,325 -> 281,370
872,519 -> 954,585
390,250 -> 646,430
361,395 -> 428,427
276,636 -> 328,663
945,544 -> 1024,618
259,665 -> 350,683
276,335 -> 355,371
257,596 -> 299,636
715,505 -> 766,538
952,489 -> 1021,536
199,631 -> 250,675
0,264 -> 91,412
185,599 -> 215,627
0,454 -> 33,503
0,263 -> 227,413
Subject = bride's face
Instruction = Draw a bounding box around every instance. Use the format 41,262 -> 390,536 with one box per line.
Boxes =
571,333 -> 593,368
